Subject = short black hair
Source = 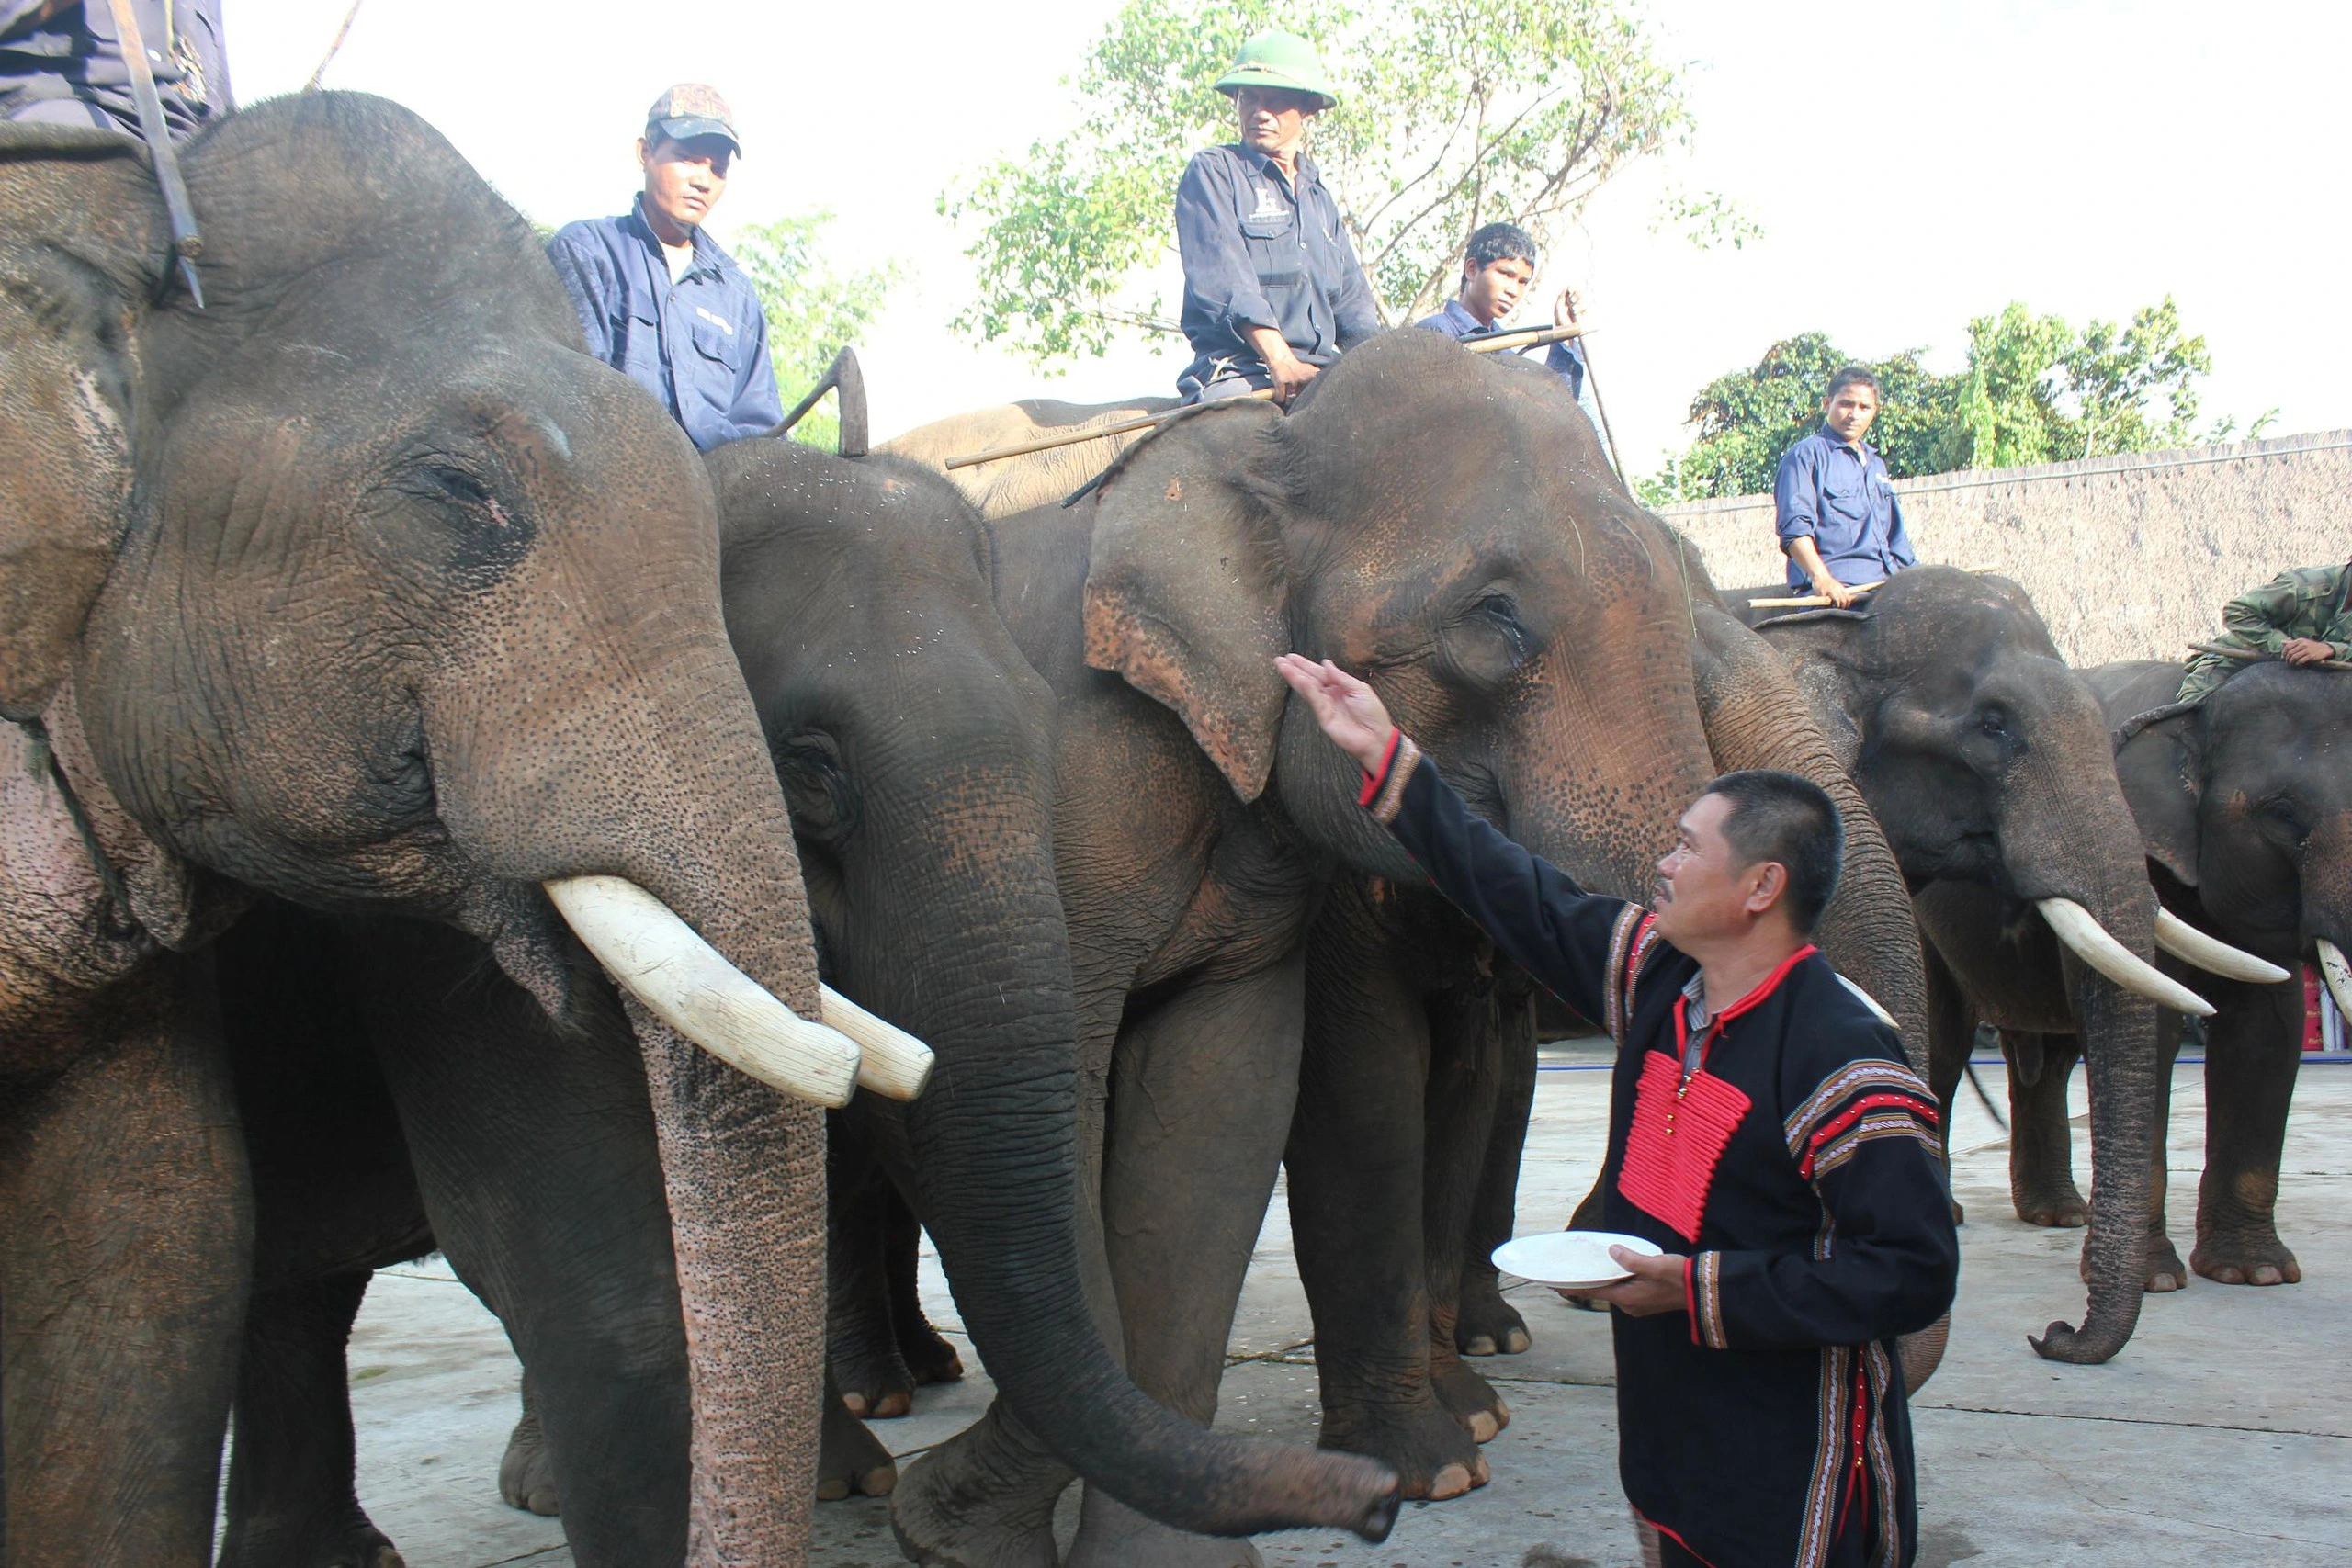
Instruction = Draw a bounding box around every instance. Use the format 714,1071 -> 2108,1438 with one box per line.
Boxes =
1464,221 -> 1539,273
1824,366 -> 1882,405
1703,770 -> 1844,935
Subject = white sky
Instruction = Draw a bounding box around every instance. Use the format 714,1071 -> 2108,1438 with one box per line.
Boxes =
227,0 -> 2351,476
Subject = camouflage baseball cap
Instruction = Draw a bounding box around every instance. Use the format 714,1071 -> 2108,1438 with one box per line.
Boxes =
645,84 -> 741,152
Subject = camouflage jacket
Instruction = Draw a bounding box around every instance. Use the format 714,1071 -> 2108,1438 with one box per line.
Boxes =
2178,561 -> 2352,702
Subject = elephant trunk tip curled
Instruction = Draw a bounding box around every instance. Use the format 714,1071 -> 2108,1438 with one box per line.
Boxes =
2028,1313 -> 2132,1365
1269,1450 -> 1401,1542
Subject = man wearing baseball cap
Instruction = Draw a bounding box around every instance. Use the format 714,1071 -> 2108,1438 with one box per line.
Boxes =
1174,29 -> 1381,404
547,85 -> 784,450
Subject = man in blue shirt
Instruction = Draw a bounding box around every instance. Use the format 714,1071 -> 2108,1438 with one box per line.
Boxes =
1175,30 -> 1382,404
1772,367 -> 1916,605
1,0 -> 230,138
546,85 -> 784,452
1415,220 -> 1600,438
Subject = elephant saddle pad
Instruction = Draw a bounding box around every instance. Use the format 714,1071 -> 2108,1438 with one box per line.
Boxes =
1617,1048 -> 1751,1242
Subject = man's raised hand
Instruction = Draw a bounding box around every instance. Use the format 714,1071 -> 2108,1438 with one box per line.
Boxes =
1273,655 -> 1396,772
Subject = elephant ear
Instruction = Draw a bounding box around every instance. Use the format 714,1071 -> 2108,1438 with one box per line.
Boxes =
2112,707 -> 2202,886
1746,613 -> 1871,771
0,130 -> 161,721
1083,400 -> 1294,801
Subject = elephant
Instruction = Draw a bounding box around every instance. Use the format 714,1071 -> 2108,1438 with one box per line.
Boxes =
710,434 -> 1400,1537
1724,567 -> 2282,1359
880,395 -> 1179,520
206,431 -> 1405,1563
0,93 -> 854,1564
2046,657 -> 2352,1288
865,329 -> 1932,1568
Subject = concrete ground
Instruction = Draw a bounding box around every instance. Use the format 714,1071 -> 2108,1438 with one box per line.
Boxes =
326,1055 -> 2352,1567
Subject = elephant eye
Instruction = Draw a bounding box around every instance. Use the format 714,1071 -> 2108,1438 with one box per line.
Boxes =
1473,593 -> 1530,655
425,466 -> 518,527
1435,592 -> 1533,694
2256,795 -> 2306,840
1976,708 -> 2009,741
773,728 -> 858,843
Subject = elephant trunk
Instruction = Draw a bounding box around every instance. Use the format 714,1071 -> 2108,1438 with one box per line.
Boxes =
2004,729 -> 2165,1365
846,752 -> 1400,1540
2030,958 -> 2158,1362
430,618 -> 832,1562
600,727 -> 831,1562
1688,607 -> 1932,1062
2306,810 -> 2352,1015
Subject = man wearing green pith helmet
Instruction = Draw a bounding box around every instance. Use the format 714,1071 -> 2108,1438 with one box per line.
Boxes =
1174,29 -> 1383,403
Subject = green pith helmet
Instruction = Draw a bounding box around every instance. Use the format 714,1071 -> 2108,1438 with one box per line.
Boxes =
1212,30 -> 1340,111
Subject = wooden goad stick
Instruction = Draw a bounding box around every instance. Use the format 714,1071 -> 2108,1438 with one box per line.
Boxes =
943,324 -> 1589,471
1747,581 -> 1887,611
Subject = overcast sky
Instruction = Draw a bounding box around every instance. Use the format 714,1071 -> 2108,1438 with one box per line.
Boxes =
227,1 -> 2349,475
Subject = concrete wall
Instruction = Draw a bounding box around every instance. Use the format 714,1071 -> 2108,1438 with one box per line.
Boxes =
1655,428 -> 2352,669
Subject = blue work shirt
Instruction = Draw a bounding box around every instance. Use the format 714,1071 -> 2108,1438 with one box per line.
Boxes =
1175,143 -> 1382,398
1414,299 -> 1587,400
545,197 -> 785,452
1,0 -> 231,139
1773,428 -> 1917,591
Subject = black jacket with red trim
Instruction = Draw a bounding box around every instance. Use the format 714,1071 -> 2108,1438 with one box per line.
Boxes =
1362,733 -> 1959,1568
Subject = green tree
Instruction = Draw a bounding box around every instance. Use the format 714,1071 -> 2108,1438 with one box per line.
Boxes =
944,0 -> 1704,364
1641,296 -> 2273,504
733,212 -> 902,448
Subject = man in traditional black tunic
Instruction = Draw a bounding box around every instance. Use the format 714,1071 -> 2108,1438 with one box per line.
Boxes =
1276,654 -> 1959,1568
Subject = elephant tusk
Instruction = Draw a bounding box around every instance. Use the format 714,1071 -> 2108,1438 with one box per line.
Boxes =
1835,974 -> 1900,1032
545,875 -> 862,1109
2320,941 -> 2352,1022
2036,897 -> 2216,1018
2152,908 -> 2291,985
820,984 -> 936,1101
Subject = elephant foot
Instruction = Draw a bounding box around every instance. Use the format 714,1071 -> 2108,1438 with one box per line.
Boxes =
1317,1395 -> 1488,1500
1067,1486 -> 1264,1568
220,1508 -> 405,1568
497,1400 -> 560,1517
2146,1233 -> 2191,1293
2010,1177 -> 2089,1229
2191,1230 -> 2301,1287
840,1374 -> 915,1419
1454,1275 -> 1531,1357
819,1393 -> 899,1502
899,1316 -> 967,1386
834,1337 -> 920,1419
890,1405 -> 1067,1568
1432,1359 -> 1509,1443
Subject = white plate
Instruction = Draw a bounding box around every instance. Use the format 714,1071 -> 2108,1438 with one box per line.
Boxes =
1490,1230 -> 1664,1289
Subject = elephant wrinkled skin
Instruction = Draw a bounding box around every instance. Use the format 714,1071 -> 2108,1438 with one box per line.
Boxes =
1736,568 -> 2180,1360
0,96 -> 832,1564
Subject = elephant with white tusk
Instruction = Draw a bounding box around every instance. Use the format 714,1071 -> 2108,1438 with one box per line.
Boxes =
0,93 -> 849,1564
1724,565 -> 2248,1359
2064,657 -> 2352,1291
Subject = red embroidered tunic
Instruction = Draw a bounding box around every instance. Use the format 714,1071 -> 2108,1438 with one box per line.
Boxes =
1364,735 -> 1956,1568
